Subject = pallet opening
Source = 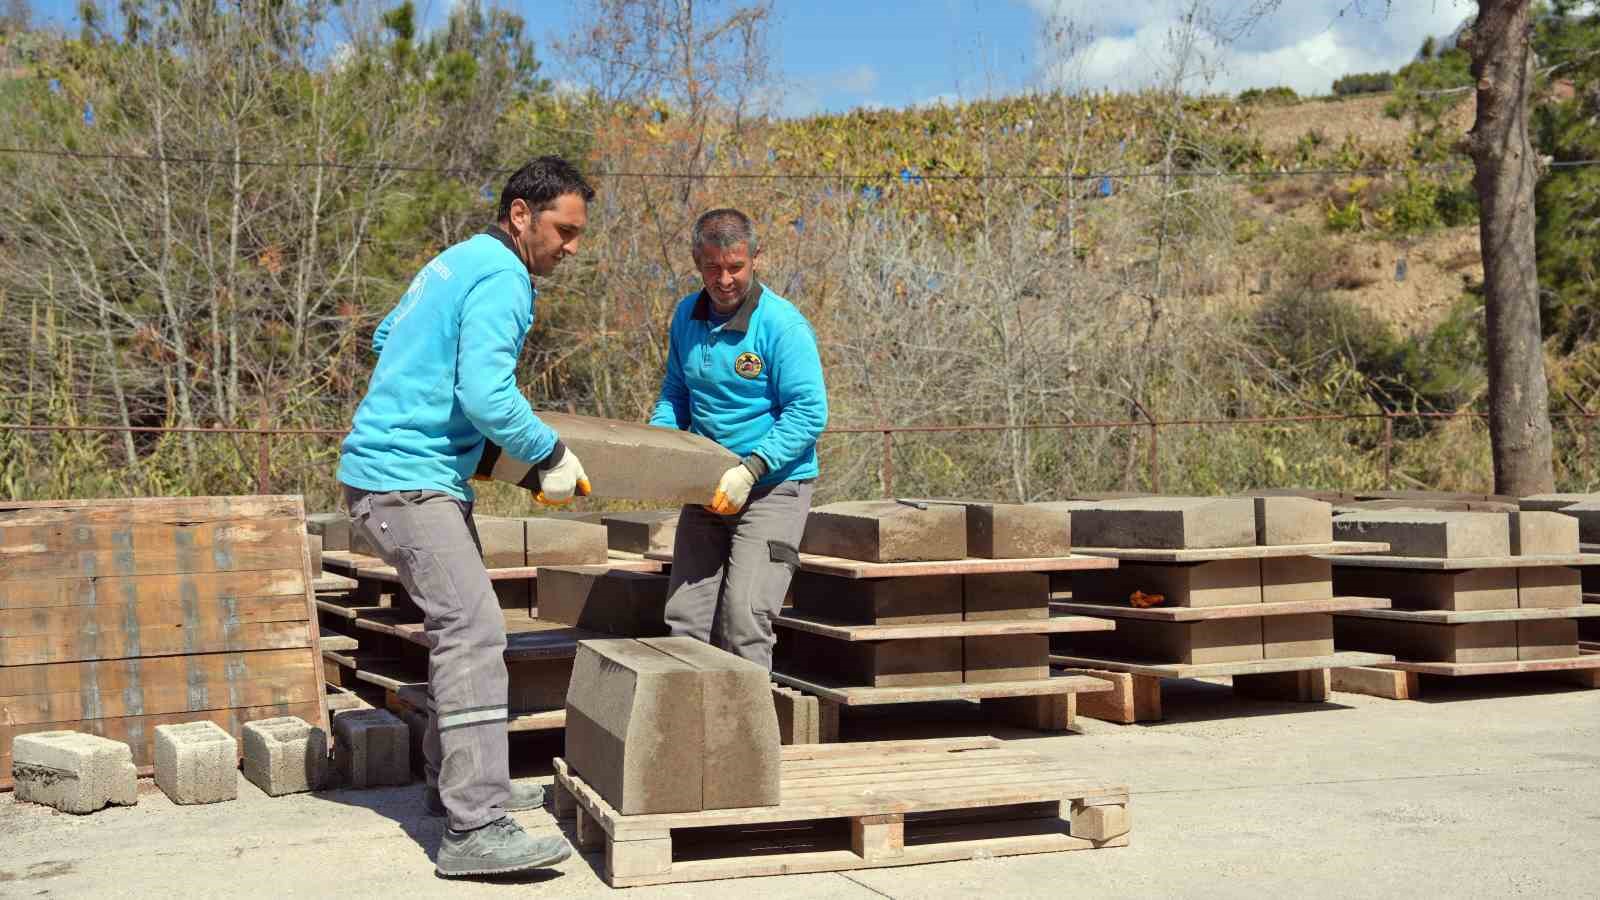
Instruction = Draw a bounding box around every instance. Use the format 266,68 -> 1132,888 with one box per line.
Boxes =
670,819 -> 853,862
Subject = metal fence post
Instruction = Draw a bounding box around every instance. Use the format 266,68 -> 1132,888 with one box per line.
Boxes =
1381,413 -> 1394,488
881,429 -> 894,498
256,398 -> 271,495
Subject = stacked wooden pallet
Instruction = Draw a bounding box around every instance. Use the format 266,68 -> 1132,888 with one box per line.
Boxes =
0,496 -> 327,788
1328,509 -> 1600,699
1048,496 -> 1395,722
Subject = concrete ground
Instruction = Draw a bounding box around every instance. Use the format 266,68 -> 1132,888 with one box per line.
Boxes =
3,675 -> 1597,899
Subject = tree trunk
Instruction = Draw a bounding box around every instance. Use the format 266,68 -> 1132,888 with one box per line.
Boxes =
1469,0 -> 1555,495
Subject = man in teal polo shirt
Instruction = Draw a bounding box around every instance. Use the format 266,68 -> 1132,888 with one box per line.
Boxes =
649,208 -> 828,670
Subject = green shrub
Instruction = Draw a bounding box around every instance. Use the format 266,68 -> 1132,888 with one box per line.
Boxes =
1325,197 -> 1363,232
1239,85 -> 1298,106
1332,71 -> 1395,96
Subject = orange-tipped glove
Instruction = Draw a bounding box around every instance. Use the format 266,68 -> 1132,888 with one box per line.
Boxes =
533,443 -> 592,507
706,458 -> 762,516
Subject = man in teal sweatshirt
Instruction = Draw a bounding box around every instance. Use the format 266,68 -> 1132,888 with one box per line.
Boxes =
339,157 -> 591,878
649,208 -> 828,670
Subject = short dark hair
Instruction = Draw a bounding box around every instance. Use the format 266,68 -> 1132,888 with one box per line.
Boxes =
692,208 -> 759,257
498,156 -> 595,220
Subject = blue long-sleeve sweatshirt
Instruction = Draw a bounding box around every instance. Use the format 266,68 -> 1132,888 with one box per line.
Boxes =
338,228 -> 558,501
649,283 -> 828,486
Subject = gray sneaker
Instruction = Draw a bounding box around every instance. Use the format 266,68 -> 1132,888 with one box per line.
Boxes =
435,816 -> 572,878
425,782 -> 546,817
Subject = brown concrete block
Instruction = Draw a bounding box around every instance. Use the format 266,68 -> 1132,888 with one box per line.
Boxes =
963,634 -> 1049,682
1053,617 -> 1263,665
523,517 -> 610,566
564,639 -> 704,815
1517,619 -> 1578,660
506,658 -> 573,712
775,631 -> 962,686
1072,497 -> 1255,549
493,579 -> 532,612
1333,617 -> 1516,663
1508,511 -> 1580,555
963,573 -> 1049,621
800,501 -> 967,563
601,511 -> 680,555
1517,493 -> 1597,512
1517,567 -> 1582,609
476,412 -> 738,505
537,567 -> 670,637
307,513 -> 351,552
1333,567 -> 1517,611
1251,497 -> 1333,545
642,637 -> 780,810
1331,511 -> 1510,558
473,515 -> 527,567
1070,558 -> 1261,608
1263,613 -> 1335,659
917,501 -> 1070,558
790,573 -> 963,624
1261,557 -> 1333,604
1557,500 -> 1600,544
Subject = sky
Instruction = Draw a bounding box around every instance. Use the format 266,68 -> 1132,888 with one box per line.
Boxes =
27,0 -> 1475,117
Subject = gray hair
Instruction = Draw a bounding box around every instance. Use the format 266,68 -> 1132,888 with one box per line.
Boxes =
691,208 -> 759,258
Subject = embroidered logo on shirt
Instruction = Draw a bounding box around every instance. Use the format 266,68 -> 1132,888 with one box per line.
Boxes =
734,351 -> 765,379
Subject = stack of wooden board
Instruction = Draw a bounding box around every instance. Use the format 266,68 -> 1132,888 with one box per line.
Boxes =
0,496 -> 327,788
1327,509 -> 1600,699
1048,496 -> 1396,722
762,500 -> 1121,740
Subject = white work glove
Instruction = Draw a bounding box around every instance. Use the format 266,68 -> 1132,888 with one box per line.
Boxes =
706,458 -> 762,516
533,443 -> 592,507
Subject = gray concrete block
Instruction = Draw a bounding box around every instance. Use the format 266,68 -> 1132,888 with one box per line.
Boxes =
564,638 -> 705,815
643,637 -> 780,810
791,573 -> 963,624
1517,492 -> 1598,512
332,709 -> 410,788
306,512 -> 351,552
154,721 -> 238,805
601,511 -> 679,555
537,566 -> 670,636
1517,619 -> 1578,660
1556,500 -> 1600,544
472,515 -> 527,567
800,501 -> 967,562
1334,566 -> 1517,612
1072,497 -> 1254,549
1261,557 -> 1332,604
1332,511 -> 1510,558
1250,497 -> 1332,545
963,572 -> 1050,620
477,413 -> 737,505
241,717 -> 327,797
12,731 -> 138,814
524,517 -> 609,565
776,630 -> 964,686
963,501 -> 1072,558
1071,558 -> 1261,607
1508,511 -> 1579,555
1517,566 -> 1582,609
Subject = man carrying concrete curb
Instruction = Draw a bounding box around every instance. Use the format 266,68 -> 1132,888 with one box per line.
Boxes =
649,208 -> 829,670
339,157 -> 593,878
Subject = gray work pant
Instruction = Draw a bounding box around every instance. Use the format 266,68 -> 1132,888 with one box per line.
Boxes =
343,486 -> 509,832
664,480 -> 814,670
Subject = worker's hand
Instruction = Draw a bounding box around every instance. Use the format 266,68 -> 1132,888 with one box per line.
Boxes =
706,462 -> 758,516
533,444 -> 592,507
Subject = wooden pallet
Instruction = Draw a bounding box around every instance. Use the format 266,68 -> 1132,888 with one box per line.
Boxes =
1332,649 -> 1600,698
321,549 -> 664,583
1050,595 -> 1391,621
774,612 -> 1113,641
1075,541 -> 1389,562
647,550 -> 1118,579
551,737 -> 1128,887
1319,552 -> 1600,570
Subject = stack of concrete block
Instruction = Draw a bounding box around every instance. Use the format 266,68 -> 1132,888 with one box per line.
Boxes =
601,511 -> 680,555
537,567 -> 671,636
12,731 -> 138,814
564,637 -> 780,814
800,501 -> 968,562
242,717 -> 327,797
307,512 -> 352,552
901,500 -> 1073,559
154,721 -> 238,805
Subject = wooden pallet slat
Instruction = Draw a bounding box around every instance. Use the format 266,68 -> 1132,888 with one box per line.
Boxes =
774,612 -> 1113,641
1049,595 -> 1391,622
1074,541 -> 1389,562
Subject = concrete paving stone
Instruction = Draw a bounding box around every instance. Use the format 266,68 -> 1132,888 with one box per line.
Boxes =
1072,497 -> 1255,549
241,717 -> 327,797
1508,511 -> 1579,555
790,572 -> 963,624
800,500 -> 967,562
1332,511 -> 1510,558
1333,566 -> 1518,612
12,731 -> 138,815
1249,496 -> 1333,545
1517,492 -> 1599,512
600,511 -> 679,555
332,709 -> 410,789
522,517 -> 609,565
1516,566 -> 1582,609
963,572 -> 1050,620
471,515 -> 527,567
1334,617 -> 1516,663
536,566 -> 670,636
305,512 -> 351,552
154,721 -> 238,805
1516,619 -> 1578,660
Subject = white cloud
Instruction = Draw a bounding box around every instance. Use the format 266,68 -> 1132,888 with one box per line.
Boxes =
1029,0 -> 1472,95
830,64 -> 881,95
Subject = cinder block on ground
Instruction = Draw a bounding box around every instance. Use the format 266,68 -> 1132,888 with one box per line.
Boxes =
1508,511 -> 1579,555
601,511 -> 679,555
12,731 -> 138,814
1262,557 -> 1333,604
1517,566 -> 1582,609
524,517 -> 609,565
1053,617 -> 1264,665
1332,511 -> 1510,558
1518,492 -> 1597,512
537,566 -> 670,636
154,720 -> 238,805
307,512 -> 351,552
1333,567 -> 1517,612
1263,613 -> 1335,659
791,573 -> 963,624
964,634 -> 1049,682
472,515 -> 527,567
1070,558 -> 1261,608
908,500 -> 1071,558
800,501 -> 967,563
963,572 -> 1050,621
1072,497 -> 1255,550
1333,617 -> 1515,663
776,631 -> 963,686
477,413 -> 737,504
1556,500 -> 1600,544
332,708 -> 410,788
1517,619 -> 1578,660
1251,497 -> 1332,546
242,717 -> 327,797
